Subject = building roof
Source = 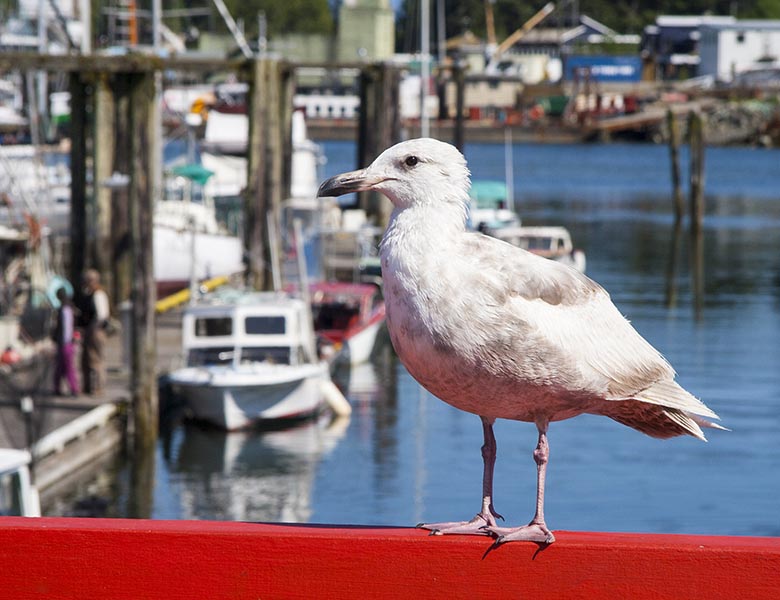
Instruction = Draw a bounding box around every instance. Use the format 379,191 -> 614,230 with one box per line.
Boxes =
656,15 -> 736,28
700,20 -> 780,31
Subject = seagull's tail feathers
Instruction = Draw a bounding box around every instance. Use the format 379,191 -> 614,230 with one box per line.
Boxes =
660,409 -> 728,442
633,379 -> 720,420
599,379 -> 724,441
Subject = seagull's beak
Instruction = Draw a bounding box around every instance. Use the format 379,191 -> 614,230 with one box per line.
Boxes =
318,169 -> 379,197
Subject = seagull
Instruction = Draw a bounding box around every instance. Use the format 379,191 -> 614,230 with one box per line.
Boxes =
317,138 -> 723,545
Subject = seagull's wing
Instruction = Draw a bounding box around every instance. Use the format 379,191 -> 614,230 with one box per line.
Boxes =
464,233 -> 718,421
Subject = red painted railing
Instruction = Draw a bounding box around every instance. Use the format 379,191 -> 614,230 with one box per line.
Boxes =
0,518 -> 778,599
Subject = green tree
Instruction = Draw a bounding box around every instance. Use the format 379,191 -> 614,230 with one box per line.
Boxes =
224,0 -> 334,38
397,0 -> 780,52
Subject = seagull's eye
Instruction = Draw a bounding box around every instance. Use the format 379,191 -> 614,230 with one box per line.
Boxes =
404,155 -> 419,168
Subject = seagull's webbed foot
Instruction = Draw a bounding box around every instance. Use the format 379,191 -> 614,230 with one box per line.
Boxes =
418,509 -> 502,536
484,520 -> 555,545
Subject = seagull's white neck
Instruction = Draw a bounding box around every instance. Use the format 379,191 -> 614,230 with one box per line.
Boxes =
383,200 -> 467,251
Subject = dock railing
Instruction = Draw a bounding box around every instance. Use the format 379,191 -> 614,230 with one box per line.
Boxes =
0,518 -> 778,599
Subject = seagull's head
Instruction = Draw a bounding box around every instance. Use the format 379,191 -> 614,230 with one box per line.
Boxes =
317,138 -> 471,211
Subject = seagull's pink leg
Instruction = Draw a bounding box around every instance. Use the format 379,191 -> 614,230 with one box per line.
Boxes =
418,416 -> 503,535
485,422 -> 555,544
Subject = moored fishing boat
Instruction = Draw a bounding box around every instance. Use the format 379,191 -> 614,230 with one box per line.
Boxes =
310,281 -> 385,365
168,291 -> 347,431
490,224 -> 587,273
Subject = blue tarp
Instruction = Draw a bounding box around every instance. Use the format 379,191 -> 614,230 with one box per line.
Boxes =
564,55 -> 643,82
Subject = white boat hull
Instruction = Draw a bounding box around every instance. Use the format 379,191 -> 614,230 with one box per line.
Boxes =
153,225 -> 244,295
169,362 -> 330,430
342,318 -> 384,365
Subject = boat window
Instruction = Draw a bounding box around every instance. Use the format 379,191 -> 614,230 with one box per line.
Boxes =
245,316 -> 286,335
194,317 -> 232,337
526,237 -> 553,251
0,472 -> 23,516
240,346 -> 291,365
188,347 -> 234,366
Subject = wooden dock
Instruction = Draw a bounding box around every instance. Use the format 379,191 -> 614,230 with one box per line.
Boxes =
0,309 -> 184,503
0,518 -> 778,599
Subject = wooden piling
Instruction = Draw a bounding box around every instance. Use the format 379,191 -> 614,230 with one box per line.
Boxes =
68,73 -> 88,288
266,59 -> 284,280
93,74 -> 116,292
245,58 -> 270,291
436,72 -> 448,120
111,76 -> 133,305
279,64 -> 295,202
127,71 -> 159,449
357,63 -> 400,227
244,58 -> 286,291
688,110 -> 705,235
666,109 -> 684,224
453,63 -> 466,152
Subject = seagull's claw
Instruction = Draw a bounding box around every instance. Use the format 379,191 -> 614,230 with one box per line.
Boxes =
417,512 -> 498,536
484,523 -> 555,545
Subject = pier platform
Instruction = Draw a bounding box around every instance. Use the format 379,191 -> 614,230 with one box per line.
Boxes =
0,309 -> 184,501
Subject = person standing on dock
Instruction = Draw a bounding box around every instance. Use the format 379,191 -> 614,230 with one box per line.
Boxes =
53,287 -> 80,396
79,269 -> 110,395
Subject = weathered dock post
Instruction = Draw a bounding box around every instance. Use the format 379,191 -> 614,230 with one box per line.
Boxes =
245,57 -> 289,291
357,63 -> 401,227
109,76 -> 134,305
666,109 -> 684,224
279,64 -> 295,202
122,68 -> 160,517
453,63 -> 466,152
127,70 -> 159,450
688,110 -> 705,235
68,73 -> 89,288
93,74 -> 116,293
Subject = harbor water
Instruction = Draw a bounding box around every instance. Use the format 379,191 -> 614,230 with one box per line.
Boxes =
51,141 -> 780,537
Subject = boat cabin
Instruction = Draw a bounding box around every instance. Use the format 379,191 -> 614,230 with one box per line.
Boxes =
0,448 -> 39,517
493,226 -> 574,257
310,282 -> 383,344
492,225 -> 587,273
181,293 -> 316,368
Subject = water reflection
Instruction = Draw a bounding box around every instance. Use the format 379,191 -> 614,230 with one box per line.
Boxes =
663,220 -> 705,320
664,219 -> 683,309
162,415 -> 349,522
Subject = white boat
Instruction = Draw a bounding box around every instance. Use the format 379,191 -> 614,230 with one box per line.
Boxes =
168,292 -> 342,431
467,179 -> 521,231
490,225 -> 587,273
0,448 -> 40,517
154,165 -> 244,296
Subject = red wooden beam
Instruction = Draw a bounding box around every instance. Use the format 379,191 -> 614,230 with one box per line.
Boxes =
0,518 -> 778,599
